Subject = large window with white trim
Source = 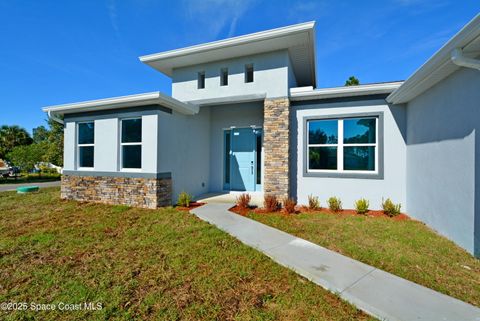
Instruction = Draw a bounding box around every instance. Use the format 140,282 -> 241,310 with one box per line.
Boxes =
77,122 -> 94,168
307,117 -> 377,173
121,118 -> 142,169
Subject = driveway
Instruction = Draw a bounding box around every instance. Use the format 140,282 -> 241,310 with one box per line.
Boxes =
0,181 -> 61,192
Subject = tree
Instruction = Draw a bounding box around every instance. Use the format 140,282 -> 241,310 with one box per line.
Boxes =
345,76 -> 360,86
33,125 -> 49,143
0,125 -> 33,160
32,117 -> 64,166
7,142 -> 46,173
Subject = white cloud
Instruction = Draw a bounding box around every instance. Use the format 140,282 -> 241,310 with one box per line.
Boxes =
182,0 -> 255,40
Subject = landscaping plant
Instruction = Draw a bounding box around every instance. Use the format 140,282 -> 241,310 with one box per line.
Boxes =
355,198 -> 369,214
236,193 -> 251,209
382,198 -> 401,216
308,194 -> 320,210
177,191 -> 192,207
327,196 -> 342,212
283,197 -> 297,214
264,194 -> 281,212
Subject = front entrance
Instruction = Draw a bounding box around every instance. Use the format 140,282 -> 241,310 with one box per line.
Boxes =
224,127 -> 262,192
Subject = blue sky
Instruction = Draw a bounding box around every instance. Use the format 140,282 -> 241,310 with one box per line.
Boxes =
1,0 -> 478,133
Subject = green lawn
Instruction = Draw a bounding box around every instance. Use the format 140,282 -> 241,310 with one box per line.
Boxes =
246,211 -> 480,307
0,188 -> 373,321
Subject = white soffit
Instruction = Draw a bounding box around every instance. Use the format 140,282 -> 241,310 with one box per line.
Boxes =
139,22 -> 317,87
387,14 -> 480,104
42,92 -> 199,116
290,82 -> 403,101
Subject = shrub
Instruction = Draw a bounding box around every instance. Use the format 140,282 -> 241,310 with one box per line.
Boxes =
177,191 -> 192,207
236,193 -> 251,209
355,198 -> 370,214
283,197 -> 297,214
264,194 -> 280,212
308,195 -> 320,210
382,198 -> 401,217
327,196 -> 342,212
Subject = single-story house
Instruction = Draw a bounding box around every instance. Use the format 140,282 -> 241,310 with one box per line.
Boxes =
43,15 -> 480,257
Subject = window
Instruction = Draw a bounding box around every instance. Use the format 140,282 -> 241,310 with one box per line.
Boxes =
245,64 -> 254,83
121,118 -> 142,169
256,131 -> 262,185
307,117 -> 377,173
197,71 -> 205,89
224,131 -> 231,185
78,122 -> 94,168
220,68 -> 228,86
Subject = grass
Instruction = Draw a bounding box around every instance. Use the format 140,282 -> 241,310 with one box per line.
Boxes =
0,188 -> 374,321
246,211 -> 480,307
0,173 -> 61,184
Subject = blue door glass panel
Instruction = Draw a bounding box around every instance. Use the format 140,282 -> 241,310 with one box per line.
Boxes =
230,128 -> 255,191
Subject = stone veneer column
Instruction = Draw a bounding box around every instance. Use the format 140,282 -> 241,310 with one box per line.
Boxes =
263,97 -> 290,200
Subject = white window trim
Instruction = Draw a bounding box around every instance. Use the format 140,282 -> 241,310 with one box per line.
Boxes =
306,117 -> 378,174
120,117 -> 142,172
77,121 -> 95,170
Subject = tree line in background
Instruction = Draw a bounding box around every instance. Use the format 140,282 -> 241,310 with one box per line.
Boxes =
0,118 -> 63,173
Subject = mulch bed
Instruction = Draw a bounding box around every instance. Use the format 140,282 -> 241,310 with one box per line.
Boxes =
176,202 -> 206,211
230,204 -> 409,220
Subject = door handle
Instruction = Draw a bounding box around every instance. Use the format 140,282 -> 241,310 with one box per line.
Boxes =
251,161 -> 254,174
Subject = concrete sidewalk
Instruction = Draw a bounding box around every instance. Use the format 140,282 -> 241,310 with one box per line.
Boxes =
0,181 -> 60,192
191,203 -> 480,321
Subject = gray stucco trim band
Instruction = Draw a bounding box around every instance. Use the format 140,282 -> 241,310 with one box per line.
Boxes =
302,111 -> 384,179
62,170 -> 172,179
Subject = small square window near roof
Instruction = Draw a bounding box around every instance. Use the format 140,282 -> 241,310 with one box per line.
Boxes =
198,71 -> 205,89
220,68 -> 228,86
245,64 -> 254,83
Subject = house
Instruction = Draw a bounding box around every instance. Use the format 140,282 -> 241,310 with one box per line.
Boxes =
43,15 -> 480,257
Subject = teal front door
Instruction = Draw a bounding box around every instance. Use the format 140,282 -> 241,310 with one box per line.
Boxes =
230,128 -> 255,191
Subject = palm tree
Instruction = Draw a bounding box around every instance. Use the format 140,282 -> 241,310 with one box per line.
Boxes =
0,125 -> 33,159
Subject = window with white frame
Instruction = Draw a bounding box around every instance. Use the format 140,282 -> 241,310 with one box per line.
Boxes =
77,122 -> 94,168
121,118 -> 142,169
307,117 -> 377,173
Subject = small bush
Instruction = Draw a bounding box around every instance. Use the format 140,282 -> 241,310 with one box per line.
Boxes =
236,193 -> 251,209
308,195 -> 320,210
177,191 -> 192,207
283,197 -> 297,214
327,196 -> 342,212
382,198 -> 401,217
264,195 -> 281,212
355,198 -> 370,214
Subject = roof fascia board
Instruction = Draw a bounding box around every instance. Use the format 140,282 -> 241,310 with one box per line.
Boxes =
290,82 -> 402,101
387,14 -> 480,104
139,22 -> 315,63
42,92 -> 199,116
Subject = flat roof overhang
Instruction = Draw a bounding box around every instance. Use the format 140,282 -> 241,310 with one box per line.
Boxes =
387,14 -> 480,104
42,92 -> 199,116
290,82 -> 403,101
139,22 -> 317,87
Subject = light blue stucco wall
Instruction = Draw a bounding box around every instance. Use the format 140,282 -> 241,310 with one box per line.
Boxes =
406,67 -> 480,257
208,102 -> 264,192
171,50 -> 291,101
157,107 -> 211,202
291,98 -> 407,210
63,110 -> 160,173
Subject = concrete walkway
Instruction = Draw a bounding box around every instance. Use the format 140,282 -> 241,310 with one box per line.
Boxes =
0,181 -> 60,192
191,203 -> 480,321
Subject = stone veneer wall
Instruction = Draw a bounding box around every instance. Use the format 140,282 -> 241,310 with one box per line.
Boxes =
263,97 -> 290,199
61,175 -> 172,209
